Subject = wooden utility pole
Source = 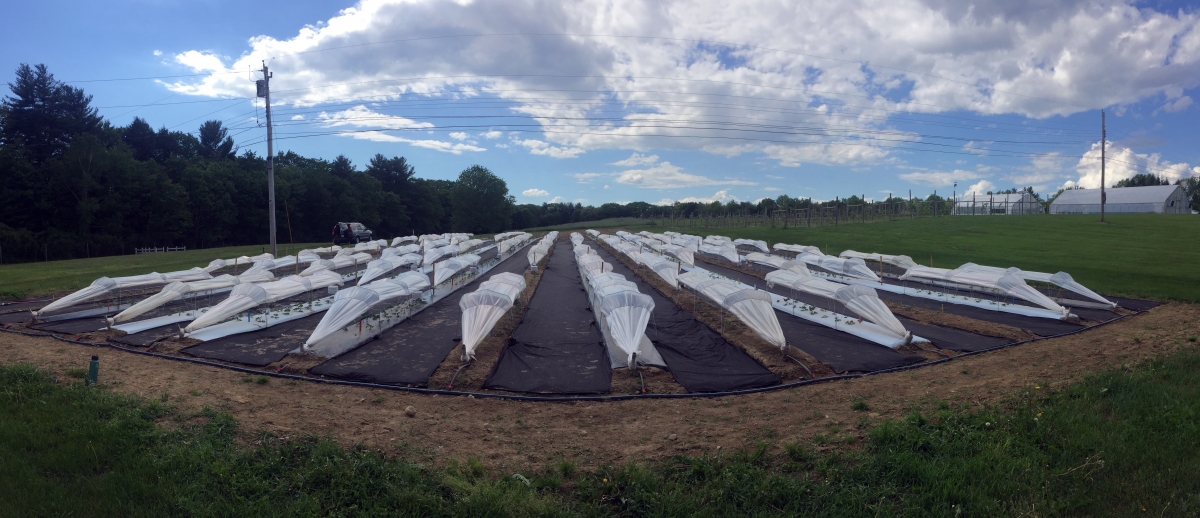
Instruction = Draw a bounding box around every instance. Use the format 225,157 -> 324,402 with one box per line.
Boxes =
1101,110 -> 1107,223
256,62 -> 277,256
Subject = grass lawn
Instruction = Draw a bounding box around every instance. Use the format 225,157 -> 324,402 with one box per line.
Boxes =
642,213 -> 1200,302
3,350 -> 1198,516
0,243 -> 326,300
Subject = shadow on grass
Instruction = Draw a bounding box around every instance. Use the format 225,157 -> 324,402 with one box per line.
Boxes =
2,348 -> 1199,516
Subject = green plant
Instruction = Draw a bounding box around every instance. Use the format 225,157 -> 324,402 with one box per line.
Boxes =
64,368 -> 87,379
851,399 -> 870,411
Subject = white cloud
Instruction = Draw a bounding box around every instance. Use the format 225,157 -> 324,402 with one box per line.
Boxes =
522,188 -> 549,197
611,153 -> 659,167
675,190 -> 741,204
518,139 -> 585,159
573,172 -> 605,183
314,106 -> 484,154
152,50 -> 162,57
603,184 -> 610,190
1163,96 -> 1193,113
654,198 -> 676,206
290,115 -> 304,121
549,196 -> 567,204
898,169 -> 986,187
965,180 -> 997,195
765,175 -> 784,180
1066,142 -> 1199,189
449,132 -> 469,140
763,186 -> 781,191
615,162 -> 755,189
481,130 -> 503,139
167,0 -> 1200,166
494,143 -> 509,148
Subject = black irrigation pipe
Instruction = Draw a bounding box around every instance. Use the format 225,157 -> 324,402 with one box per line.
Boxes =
0,306 -> 1148,403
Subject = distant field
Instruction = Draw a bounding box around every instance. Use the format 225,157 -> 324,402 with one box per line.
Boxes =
596,214 -> 1199,302
521,217 -> 655,232
0,243 -> 325,300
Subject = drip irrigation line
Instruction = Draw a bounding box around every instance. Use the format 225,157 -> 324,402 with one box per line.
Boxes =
0,306 -> 1146,402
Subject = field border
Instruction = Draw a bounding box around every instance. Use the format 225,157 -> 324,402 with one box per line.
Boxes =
0,307 -> 1147,401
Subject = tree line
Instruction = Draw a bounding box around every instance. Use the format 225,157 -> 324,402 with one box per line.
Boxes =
2,63 -> 1195,264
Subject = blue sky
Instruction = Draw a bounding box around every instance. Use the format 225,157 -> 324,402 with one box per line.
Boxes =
4,0 -> 1198,206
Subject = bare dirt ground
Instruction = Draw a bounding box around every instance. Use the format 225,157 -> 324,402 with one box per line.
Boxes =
4,298 -> 1193,472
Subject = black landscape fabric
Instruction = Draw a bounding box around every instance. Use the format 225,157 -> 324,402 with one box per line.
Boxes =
310,244 -> 523,386
694,260 -> 924,373
483,239 -> 611,394
181,312 -> 326,366
30,318 -> 107,334
591,240 -> 781,392
895,317 -> 1013,353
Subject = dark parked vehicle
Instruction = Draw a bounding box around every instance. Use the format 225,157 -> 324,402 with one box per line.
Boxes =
332,222 -> 373,245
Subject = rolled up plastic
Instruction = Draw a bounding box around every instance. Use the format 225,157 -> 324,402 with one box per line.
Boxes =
679,271 -> 786,349
597,290 -> 655,366
642,256 -> 680,288
801,254 -> 880,281
357,256 -> 408,285
660,244 -> 694,266
570,232 -> 584,246
304,271 -> 430,350
459,272 -> 527,360
745,252 -> 787,269
423,243 -> 459,265
38,268 -> 213,316
734,239 -> 769,253
433,253 -> 481,285
839,250 -> 916,270
392,236 -> 418,246
111,269 -> 275,324
184,271 -> 343,334
900,265 -> 1069,315
299,252 -> 373,276
955,262 -> 1114,308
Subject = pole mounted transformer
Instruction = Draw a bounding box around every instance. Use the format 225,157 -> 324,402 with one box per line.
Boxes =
256,62 -> 277,257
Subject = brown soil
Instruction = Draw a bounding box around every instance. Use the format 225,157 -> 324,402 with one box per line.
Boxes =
886,302 -> 1032,341
3,301 -> 1191,472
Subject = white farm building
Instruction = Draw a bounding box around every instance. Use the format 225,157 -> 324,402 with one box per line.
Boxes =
952,192 -> 1043,215
1049,185 -> 1190,214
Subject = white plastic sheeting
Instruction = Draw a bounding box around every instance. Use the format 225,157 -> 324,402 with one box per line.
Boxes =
573,244 -> 595,257
299,252 -> 373,276
586,229 -> 600,237
734,239 -> 769,253
670,234 -> 701,252
570,232 -> 584,246
392,236 -> 418,246
357,255 -> 418,285
699,242 -> 741,263
423,238 -> 450,250
765,267 -> 911,342
677,270 -> 787,349
839,250 -> 918,270
393,243 -> 421,256
433,254 -> 481,286
459,272 -> 527,361
659,244 -> 695,266
303,271 -> 431,354
773,243 -> 823,256
578,255 -> 662,369
269,250 -> 322,271
423,243 -> 460,265
111,269 -> 276,324
354,241 -> 381,252
637,253 -> 680,288
745,252 -> 788,269
184,271 -> 344,334
37,268 -> 214,316
901,265 -> 1070,316
799,254 -> 881,281
704,235 -> 732,245
457,239 -> 486,253
497,233 -> 532,255
955,263 -> 1115,308
578,254 -> 613,276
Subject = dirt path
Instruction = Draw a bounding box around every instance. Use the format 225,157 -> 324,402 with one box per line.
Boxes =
3,302 -> 1194,472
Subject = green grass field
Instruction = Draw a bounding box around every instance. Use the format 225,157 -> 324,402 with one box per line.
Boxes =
645,213 -> 1200,302
3,350 -> 1198,516
522,217 -> 655,233
0,243 -> 326,300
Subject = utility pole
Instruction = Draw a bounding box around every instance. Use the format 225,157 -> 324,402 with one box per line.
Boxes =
256,61 -> 278,256
1100,110 -> 1106,223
